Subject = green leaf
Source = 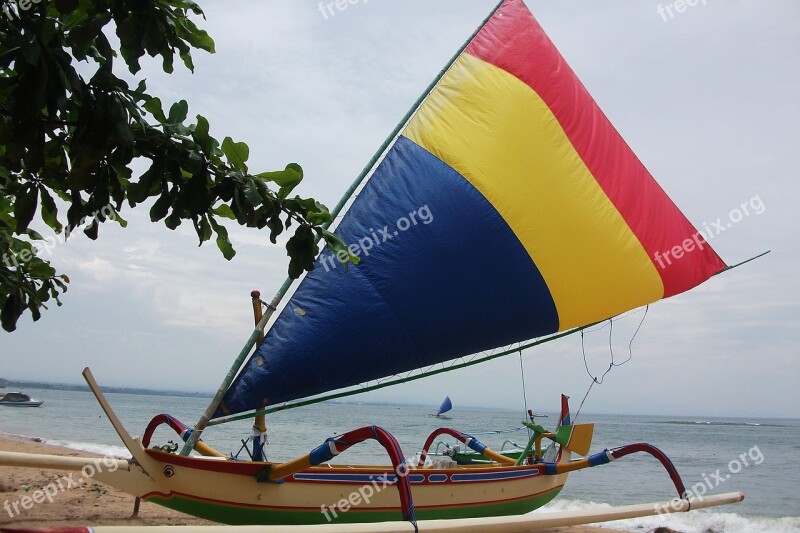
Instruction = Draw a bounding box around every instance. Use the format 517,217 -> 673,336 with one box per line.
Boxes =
192,114 -> 213,153
286,225 -> 318,278
266,214 -> 283,244
27,260 -> 56,279
144,98 -> 168,123
211,204 -> 235,220
39,188 -> 63,233
83,219 -> 99,240
168,100 -> 189,124
150,193 -> 172,222
178,18 -> 215,53
201,216 -> 212,243
14,186 -> 39,234
208,218 -> 235,260
221,137 -> 249,172
255,163 -> 303,190
1,293 -> 22,333
54,0 -> 79,14
321,230 -> 360,269
26,229 -> 44,241
243,178 -> 262,207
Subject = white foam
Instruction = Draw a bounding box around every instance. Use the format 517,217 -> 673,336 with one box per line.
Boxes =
608,509 -> 800,533
42,439 -> 131,459
43,438 -> 131,459
535,498 -> 800,533
1,432 -> 131,459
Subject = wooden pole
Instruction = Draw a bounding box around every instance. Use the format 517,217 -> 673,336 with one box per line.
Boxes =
251,290 -> 267,461
86,492 -> 745,532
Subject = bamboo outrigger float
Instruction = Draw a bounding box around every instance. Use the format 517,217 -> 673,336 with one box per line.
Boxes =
0,0 -> 755,528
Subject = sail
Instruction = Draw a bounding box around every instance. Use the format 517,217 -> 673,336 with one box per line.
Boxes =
215,0 -> 725,417
437,396 -> 453,416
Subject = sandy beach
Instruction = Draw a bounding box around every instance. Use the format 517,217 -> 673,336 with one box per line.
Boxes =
0,435 -> 213,529
0,434 -> 633,532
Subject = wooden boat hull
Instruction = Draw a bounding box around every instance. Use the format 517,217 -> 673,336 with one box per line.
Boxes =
122,450 -> 569,525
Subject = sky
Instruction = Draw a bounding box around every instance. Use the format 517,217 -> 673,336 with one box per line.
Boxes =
1,0 -> 798,419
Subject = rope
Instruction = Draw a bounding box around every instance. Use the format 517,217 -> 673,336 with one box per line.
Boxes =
518,351 -> 531,439
575,306 -> 649,422
573,379 -> 594,423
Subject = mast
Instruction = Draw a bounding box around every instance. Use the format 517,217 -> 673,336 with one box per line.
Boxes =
180,0 -> 507,456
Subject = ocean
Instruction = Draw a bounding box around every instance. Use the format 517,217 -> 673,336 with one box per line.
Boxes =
1,387 -> 798,532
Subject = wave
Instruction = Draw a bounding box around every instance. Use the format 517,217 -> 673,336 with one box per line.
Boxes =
2,432 -> 130,459
655,420 -> 787,428
43,438 -> 131,459
536,498 -> 800,533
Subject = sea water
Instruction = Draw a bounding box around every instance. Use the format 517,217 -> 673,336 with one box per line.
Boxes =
1,387 -> 798,532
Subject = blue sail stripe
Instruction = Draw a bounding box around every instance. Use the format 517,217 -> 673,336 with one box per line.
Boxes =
218,136 -> 559,415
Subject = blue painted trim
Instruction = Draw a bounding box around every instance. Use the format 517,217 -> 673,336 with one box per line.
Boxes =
450,469 -> 539,482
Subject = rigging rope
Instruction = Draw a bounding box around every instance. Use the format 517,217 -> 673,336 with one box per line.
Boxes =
575,306 -> 649,422
518,351 -> 531,438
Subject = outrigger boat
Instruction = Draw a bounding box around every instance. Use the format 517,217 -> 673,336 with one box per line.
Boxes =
0,0 -> 756,528
429,396 -> 452,419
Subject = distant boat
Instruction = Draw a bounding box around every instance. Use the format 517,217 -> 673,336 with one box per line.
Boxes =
430,396 -> 452,418
0,392 -> 44,407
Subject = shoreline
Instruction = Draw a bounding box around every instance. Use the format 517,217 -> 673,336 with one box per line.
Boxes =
0,434 -> 630,531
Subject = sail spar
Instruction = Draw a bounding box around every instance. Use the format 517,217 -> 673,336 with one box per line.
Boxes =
215,0 -> 725,417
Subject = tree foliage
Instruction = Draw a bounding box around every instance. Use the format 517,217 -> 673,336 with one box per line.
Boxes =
0,0 -> 354,332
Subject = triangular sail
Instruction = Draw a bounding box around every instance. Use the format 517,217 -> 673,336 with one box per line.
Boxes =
437,396 -> 453,416
215,0 -> 725,417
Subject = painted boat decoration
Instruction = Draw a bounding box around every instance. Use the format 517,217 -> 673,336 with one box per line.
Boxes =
0,0 -> 756,528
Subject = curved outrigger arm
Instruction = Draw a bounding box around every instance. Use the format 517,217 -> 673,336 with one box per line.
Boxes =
142,414 -> 225,458
418,428 -> 517,466
548,443 -> 688,498
259,425 -> 417,525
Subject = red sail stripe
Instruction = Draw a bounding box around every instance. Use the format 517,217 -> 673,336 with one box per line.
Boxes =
465,0 -> 726,297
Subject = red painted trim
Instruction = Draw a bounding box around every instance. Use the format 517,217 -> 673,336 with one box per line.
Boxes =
146,449 -> 266,475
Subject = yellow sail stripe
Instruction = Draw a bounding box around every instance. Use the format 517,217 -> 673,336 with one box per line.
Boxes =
404,54 -> 664,330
